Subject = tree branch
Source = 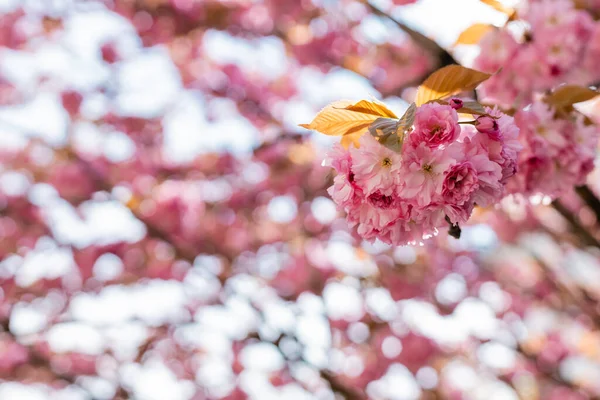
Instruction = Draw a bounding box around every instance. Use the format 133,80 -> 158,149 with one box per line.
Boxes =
575,185 -> 600,225
551,200 -> 600,248
363,0 -> 456,68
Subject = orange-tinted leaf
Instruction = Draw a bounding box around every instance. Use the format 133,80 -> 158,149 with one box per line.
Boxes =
545,85 -> 600,110
346,99 -> 398,119
341,132 -> 364,149
415,65 -> 492,106
479,0 -> 514,15
454,24 -> 496,46
300,100 -> 398,148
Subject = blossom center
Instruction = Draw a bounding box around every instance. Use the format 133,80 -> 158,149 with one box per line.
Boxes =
547,15 -> 559,26
368,192 -> 395,209
381,157 -> 392,167
430,125 -> 442,136
536,126 -> 548,136
422,164 -> 433,173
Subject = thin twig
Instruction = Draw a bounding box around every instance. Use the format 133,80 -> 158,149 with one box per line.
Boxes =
575,185 -> 600,224
363,0 -> 456,68
551,200 -> 600,248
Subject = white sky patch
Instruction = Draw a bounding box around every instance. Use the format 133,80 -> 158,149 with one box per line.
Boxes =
240,342 -> 285,372
194,304 -> 258,341
16,243 -> 74,287
203,30 -> 289,79
121,361 -> 195,400
46,322 -> 105,355
442,361 -> 478,392
435,273 -> 467,306
104,322 -> 149,359
563,250 -> 600,294
453,298 -> 499,340
0,93 -> 68,146
77,377 -> 117,400
326,241 -> 378,276
93,253 -> 124,282
365,287 -> 398,321
560,356 -> 600,389
311,196 -> 337,225
477,342 -> 516,370
116,48 -> 182,117
479,281 -> 511,313
401,297 -> 503,346
62,7 -> 138,62
296,313 -> 331,349
381,336 -> 403,358
391,0 -> 510,48
367,364 -> 421,400
262,301 -> 296,333
0,383 -> 48,400
280,99 -> 319,131
200,178 -> 232,203
69,280 -> 188,327
182,267 -> 222,302
46,199 -> 146,248
298,68 -> 380,105
323,282 -> 364,321
9,302 -> 49,336
0,171 -> 31,197
416,366 -> 438,390
195,356 -> 235,396
267,195 -> 298,224
103,131 -> 136,163
163,92 -> 259,162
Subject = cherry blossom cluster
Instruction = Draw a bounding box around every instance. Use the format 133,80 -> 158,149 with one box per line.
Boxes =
508,101 -> 599,197
325,101 -> 521,245
474,0 -> 600,106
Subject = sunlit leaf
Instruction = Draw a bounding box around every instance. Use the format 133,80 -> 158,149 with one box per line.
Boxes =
300,100 -> 398,148
341,132 -> 365,149
397,102 -> 417,135
368,103 -> 416,152
346,99 -> 398,119
479,0 -> 515,15
369,118 -> 402,152
369,118 -> 399,138
415,65 -> 492,106
545,85 -> 600,110
457,101 -> 488,116
454,24 -> 496,46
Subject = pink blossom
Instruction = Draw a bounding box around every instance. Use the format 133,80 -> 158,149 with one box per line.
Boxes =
526,0 -> 579,32
411,103 -> 460,148
449,98 -> 463,110
462,139 -> 504,207
327,174 -> 362,209
400,142 -> 455,207
509,100 -> 599,197
350,134 -> 402,195
443,201 -> 475,224
475,115 -> 501,140
441,162 -> 478,205
353,197 -> 410,241
474,30 -> 518,73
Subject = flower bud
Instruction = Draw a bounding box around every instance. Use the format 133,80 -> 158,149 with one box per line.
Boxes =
449,98 -> 463,110
475,115 -> 501,140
